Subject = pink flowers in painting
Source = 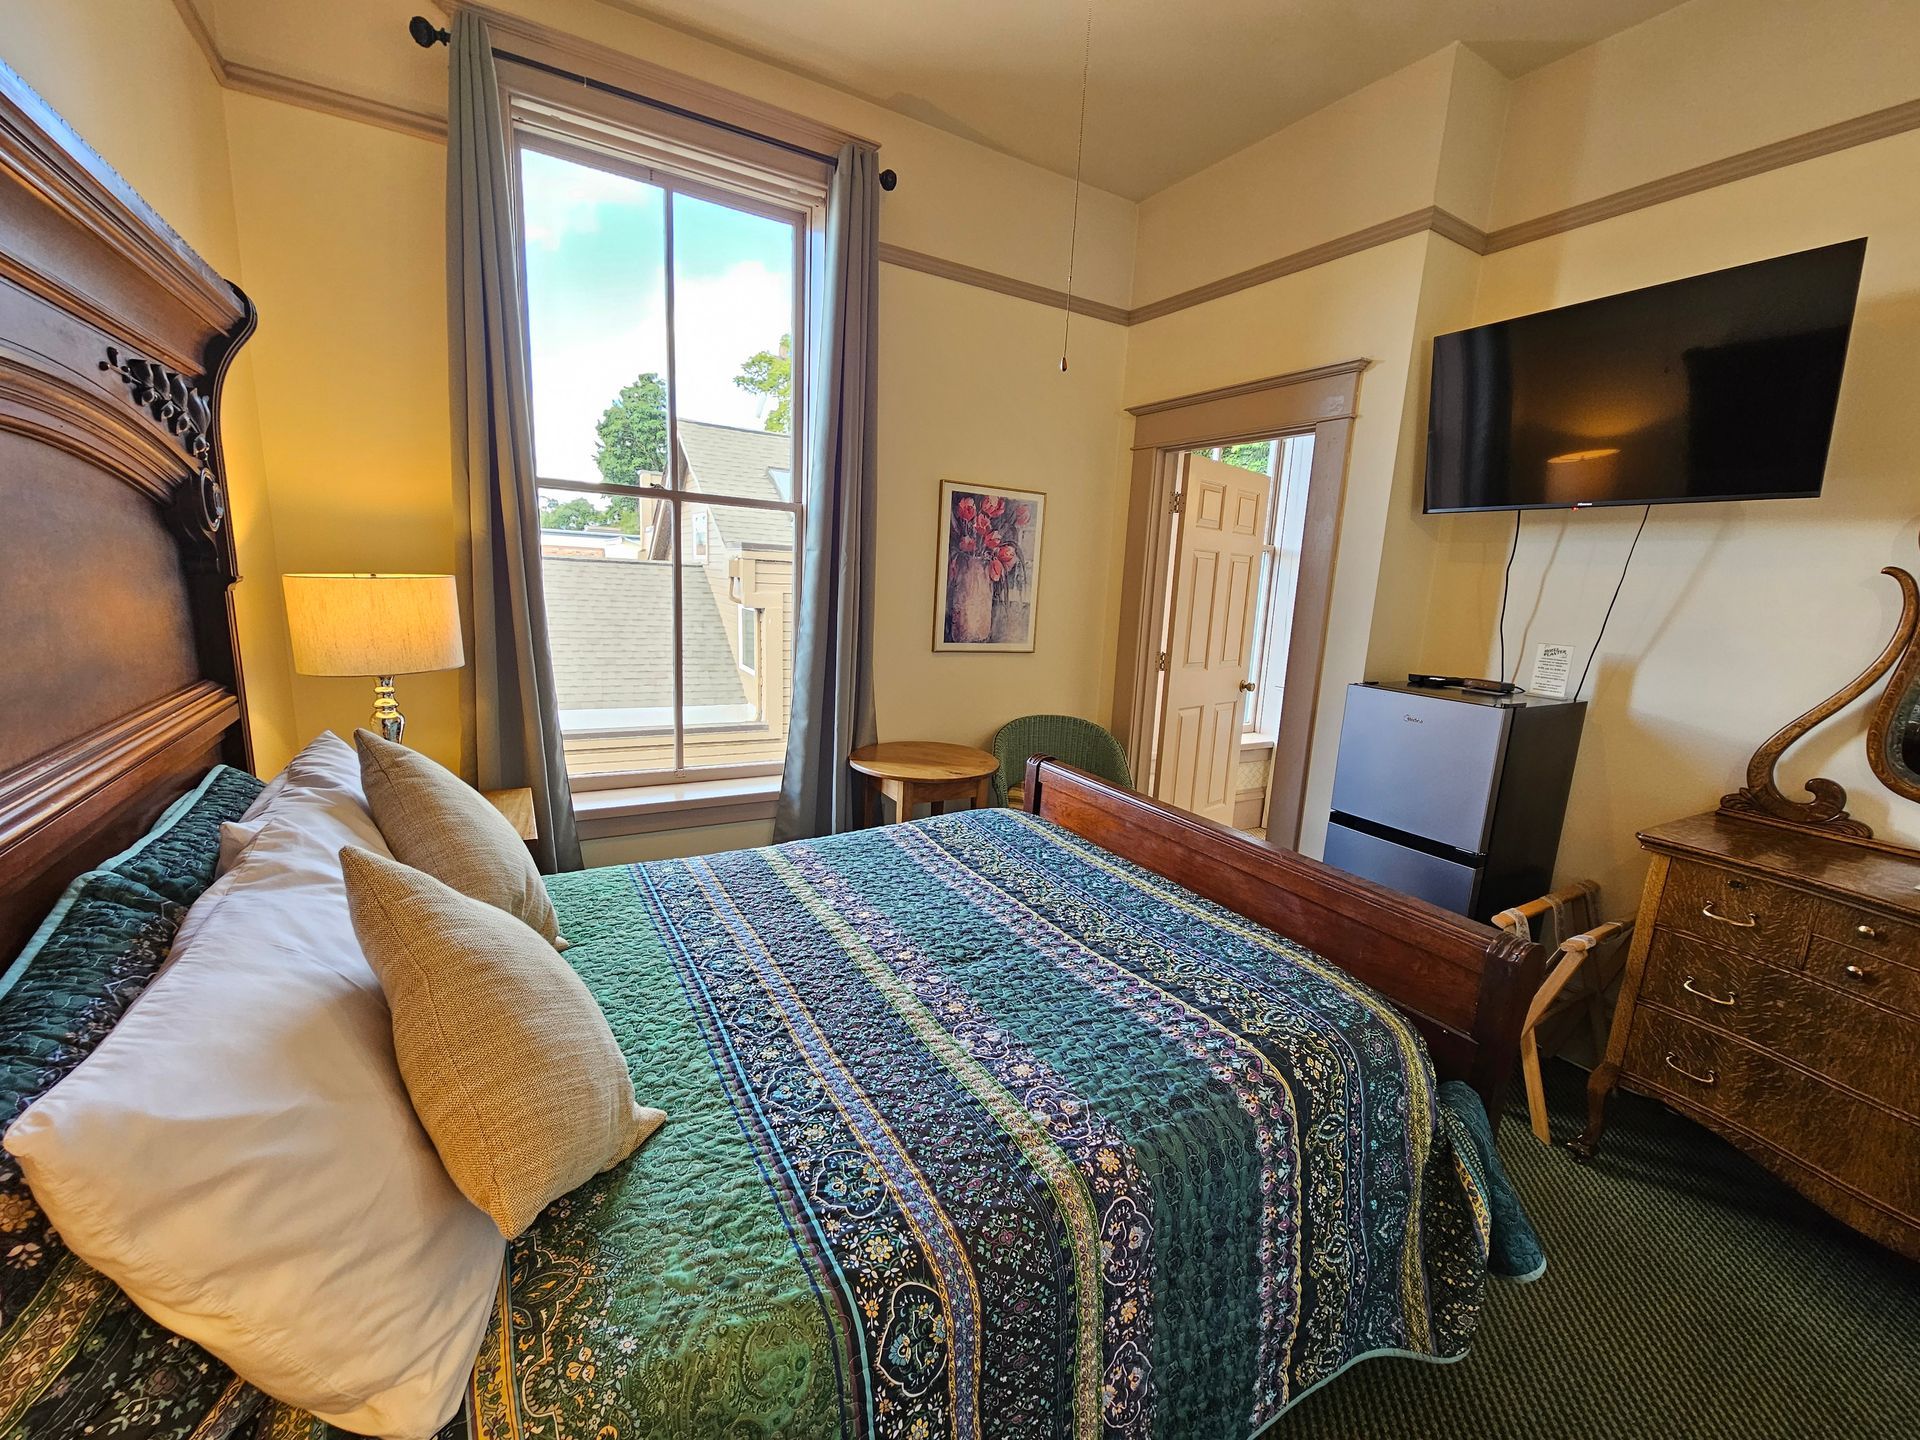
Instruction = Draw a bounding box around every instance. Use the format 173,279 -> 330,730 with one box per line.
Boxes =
938,482 -> 1044,651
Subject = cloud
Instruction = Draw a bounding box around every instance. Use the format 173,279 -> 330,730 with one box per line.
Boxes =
529,259 -> 793,481
519,152 -> 656,252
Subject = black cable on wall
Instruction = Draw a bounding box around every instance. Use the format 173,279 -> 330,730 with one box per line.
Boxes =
1574,504 -> 1653,701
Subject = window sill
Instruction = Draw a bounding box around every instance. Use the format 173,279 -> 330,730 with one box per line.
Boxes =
571,774 -> 780,839
1240,733 -> 1277,754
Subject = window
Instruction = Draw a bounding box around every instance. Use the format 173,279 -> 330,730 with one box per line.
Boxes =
515,126 -> 810,786
739,606 -> 759,675
1245,435 -> 1315,735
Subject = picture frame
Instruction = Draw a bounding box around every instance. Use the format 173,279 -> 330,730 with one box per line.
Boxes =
932,479 -> 1046,653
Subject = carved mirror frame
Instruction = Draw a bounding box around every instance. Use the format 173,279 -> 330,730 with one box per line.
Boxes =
1720,529 -> 1920,846
1867,587 -> 1920,803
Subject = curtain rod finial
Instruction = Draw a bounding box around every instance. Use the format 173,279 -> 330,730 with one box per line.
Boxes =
879,169 -> 898,192
409,16 -> 451,47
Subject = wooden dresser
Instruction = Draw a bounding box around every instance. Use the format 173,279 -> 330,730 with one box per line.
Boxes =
1576,812 -> 1920,1259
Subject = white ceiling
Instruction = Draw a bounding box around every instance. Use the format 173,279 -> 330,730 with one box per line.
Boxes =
595,0 -> 1697,198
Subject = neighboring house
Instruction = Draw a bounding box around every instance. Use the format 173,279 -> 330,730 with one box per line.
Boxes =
541,419 -> 795,775
538,527 -> 643,560
643,419 -> 797,745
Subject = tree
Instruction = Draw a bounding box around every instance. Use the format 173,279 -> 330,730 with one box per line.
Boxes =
540,496 -> 602,531
1219,441 -> 1273,474
540,493 -> 639,534
594,373 -> 668,485
733,334 -> 792,434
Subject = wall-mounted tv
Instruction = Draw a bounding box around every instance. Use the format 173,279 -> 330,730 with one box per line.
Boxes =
1424,239 -> 1867,513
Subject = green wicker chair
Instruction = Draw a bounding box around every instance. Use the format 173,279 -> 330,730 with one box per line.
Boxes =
989,714 -> 1133,806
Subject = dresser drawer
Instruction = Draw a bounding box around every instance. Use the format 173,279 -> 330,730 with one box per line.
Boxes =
1805,936 -> 1920,1020
1812,897 -> 1920,965
1623,1010 -> 1920,1214
1656,859 -> 1812,961
1641,929 -> 1920,1118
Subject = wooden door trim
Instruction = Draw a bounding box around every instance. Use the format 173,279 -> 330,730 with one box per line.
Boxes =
1262,416 -> 1351,850
1112,361 -> 1367,850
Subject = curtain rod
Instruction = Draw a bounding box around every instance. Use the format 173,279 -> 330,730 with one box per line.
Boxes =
408,17 -> 897,189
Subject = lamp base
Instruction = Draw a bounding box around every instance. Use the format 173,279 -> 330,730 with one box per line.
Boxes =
371,675 -> 406,744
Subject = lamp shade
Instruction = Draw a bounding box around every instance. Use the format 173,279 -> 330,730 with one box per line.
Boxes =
283,574 -> 464,677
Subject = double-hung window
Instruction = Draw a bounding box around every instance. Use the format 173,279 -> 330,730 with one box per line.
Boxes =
507,75 -> 823,787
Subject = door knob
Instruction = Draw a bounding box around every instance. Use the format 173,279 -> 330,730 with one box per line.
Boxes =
1238,681 -> 1255,692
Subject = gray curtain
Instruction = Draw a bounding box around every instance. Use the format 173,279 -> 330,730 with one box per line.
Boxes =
774,144 -> 880,840
446,14 -> 582,872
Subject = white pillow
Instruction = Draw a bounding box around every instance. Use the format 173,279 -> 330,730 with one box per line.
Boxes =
215,731 -> 365,877
238,768 -> 288,822
5,768 -> 504,1438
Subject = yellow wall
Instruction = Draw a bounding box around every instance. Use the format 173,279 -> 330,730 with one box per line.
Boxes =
6,0 -> 1141,798
1117,0 -> 1920,916
1487,0 -> 1920,234
204,0 -> 1142,785
1123,237 -> 1436,857
1123,46 -> 1492,857
4,0 -> 298,772
220,94 -> 463,769
877,267 -> 1132,745
11,0 -> 1920,893
1408,3 -> 1920,907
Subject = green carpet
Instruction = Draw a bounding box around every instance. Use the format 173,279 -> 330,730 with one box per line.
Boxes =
1276,1061 -> 1920,1438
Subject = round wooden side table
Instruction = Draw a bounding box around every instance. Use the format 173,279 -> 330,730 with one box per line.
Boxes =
848,741 -> 999,826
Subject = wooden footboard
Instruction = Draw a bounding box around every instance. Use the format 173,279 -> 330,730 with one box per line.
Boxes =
1025,757 -> 1544,1123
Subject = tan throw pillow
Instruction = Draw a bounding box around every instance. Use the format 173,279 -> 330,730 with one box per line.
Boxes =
355,728 -> 562,948
341,847 -> 663,1238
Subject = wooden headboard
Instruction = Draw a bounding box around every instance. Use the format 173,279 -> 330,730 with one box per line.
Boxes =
0,63 -> 254,958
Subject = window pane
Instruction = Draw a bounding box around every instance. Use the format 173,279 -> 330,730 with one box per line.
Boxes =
539,486 -> 680,778
670,189 -> 795,466
680,499 -> 796,772
520,148 -> 669,486
1244,551 -> 1271,728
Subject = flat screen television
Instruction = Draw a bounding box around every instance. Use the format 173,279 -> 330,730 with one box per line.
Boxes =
1424,239 -> 1867,512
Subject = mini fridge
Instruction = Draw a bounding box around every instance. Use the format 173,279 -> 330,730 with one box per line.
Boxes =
1321,681 -> 1586,921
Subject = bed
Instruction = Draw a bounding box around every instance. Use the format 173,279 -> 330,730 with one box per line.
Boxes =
0,60 -> 1544,1440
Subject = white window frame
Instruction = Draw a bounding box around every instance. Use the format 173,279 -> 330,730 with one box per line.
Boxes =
739,605 -> 759,676
1248,434 -> 1315,737
505,73 -> 823,793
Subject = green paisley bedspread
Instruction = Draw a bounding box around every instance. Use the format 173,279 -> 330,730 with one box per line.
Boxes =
469,808 -> 1538,1440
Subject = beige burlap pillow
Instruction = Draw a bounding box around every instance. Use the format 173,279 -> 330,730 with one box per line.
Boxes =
341,847 -> 663,1238
355,728 -> 562,948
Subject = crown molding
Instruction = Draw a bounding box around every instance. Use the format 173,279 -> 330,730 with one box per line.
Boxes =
1128,207 -> 1485,326
1481,94 -> 1920,253
223,63 -> 447,142
877,244 -> 1131,327
163,3 -> 1920,330
169,0 -> 227,81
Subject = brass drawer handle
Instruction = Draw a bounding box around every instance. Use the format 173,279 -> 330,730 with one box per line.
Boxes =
1664,1053 -> 1718,1087
1855,923 -> 1879,941
1843,963 -> 1875,983
1681,976 -> 1738,1007
1701,901 -> 1758,929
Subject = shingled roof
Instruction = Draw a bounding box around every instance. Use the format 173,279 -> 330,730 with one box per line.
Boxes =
541,555 -> 749,723
676,419 -> 794,551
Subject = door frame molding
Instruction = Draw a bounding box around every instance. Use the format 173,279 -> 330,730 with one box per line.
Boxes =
1111,359 -> 1367,849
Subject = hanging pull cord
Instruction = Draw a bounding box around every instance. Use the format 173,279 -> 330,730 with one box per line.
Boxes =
1060,3 -> 1093,373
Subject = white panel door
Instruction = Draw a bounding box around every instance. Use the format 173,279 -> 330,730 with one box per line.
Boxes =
1155,452 -> 1269,823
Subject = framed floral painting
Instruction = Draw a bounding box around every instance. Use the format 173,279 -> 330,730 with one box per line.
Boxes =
933,480 -> 1045,652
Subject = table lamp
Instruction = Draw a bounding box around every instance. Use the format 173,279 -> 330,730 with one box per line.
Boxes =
283,573 -> 464,743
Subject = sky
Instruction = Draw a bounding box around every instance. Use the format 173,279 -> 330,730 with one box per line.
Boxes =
520,147 -> 795,483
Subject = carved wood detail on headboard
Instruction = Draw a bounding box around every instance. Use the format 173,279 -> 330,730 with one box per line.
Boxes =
0,61 -> 256,958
